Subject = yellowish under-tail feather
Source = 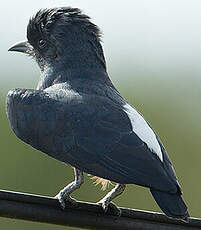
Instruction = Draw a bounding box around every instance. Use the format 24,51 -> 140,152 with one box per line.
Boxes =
88,175 -> 114,190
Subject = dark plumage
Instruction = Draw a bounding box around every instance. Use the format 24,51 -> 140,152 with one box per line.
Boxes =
7,7 -> 189,220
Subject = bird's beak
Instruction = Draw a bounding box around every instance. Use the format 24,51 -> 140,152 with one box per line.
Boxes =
8,41 -> 32,54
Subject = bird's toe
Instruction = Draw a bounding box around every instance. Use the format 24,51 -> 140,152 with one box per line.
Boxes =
55,191 -> 77,209
97,201 -> 121,216
107,202 -> 122,216
99,200 -> 109,213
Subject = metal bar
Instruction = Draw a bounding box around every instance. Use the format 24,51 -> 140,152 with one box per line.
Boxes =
0,189 -> 200,230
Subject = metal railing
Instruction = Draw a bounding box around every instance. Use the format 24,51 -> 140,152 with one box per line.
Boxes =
0,189 -> 200,230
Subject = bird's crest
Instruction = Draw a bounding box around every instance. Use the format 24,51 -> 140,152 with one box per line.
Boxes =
27,7 -> 102,44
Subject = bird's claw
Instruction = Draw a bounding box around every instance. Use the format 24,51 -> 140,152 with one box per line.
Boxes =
97,201 -> 122,216
55,191 -> 77,209
98,200 -> 109,212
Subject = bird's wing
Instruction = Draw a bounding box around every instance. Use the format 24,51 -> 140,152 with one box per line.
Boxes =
65,93 -> 178,193
6,87 -> 178,192
6,88 -> 76,157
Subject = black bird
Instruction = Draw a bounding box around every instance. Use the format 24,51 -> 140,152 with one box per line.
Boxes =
7,7 -> 189,220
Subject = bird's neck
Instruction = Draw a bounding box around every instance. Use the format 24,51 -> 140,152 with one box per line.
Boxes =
37,66 -> 112,90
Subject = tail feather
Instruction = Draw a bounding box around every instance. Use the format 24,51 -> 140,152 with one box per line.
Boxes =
150,188 -> 189,221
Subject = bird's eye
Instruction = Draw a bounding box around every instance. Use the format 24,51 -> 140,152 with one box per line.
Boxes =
38,39 -> 47,49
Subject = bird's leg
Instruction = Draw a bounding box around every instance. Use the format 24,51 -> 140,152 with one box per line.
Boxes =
97,183 -> 126,216
55,168 -> 84,209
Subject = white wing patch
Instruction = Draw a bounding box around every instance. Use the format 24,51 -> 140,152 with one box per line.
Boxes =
123,104 -> 163,162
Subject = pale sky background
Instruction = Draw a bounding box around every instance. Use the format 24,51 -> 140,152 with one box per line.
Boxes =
1,0 -> 201,90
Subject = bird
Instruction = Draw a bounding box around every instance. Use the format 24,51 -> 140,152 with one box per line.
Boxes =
7,7 -> 189,221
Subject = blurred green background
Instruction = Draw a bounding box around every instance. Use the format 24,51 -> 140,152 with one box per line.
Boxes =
1,0 -> 201,229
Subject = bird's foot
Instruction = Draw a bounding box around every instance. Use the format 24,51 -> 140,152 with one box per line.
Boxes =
97,200 -> 122,216
55,191 -> 77,209
55,169 -> 83,209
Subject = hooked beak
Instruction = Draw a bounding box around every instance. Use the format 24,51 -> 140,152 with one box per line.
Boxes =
8,41 -> 32,54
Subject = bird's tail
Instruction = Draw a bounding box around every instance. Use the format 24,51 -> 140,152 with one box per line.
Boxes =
150,188 -> 189,222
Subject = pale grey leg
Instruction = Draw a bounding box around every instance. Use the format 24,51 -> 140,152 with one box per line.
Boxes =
55,168 -> 84,209
97,183 -> 126,215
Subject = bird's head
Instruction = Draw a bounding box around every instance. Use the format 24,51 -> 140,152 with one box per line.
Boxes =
9,7 -> 106,72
